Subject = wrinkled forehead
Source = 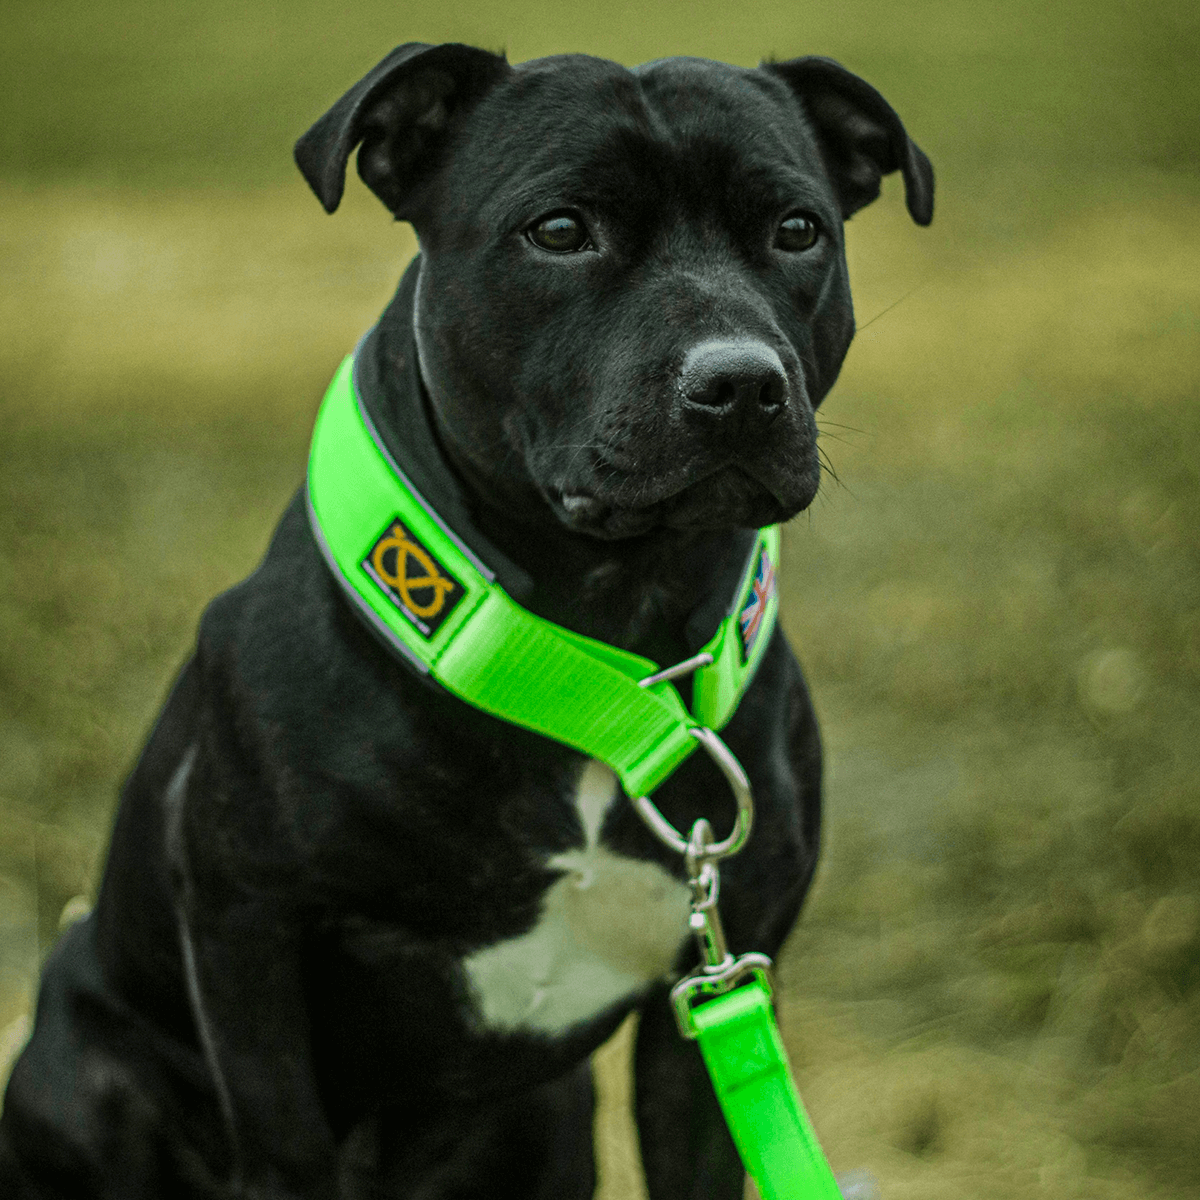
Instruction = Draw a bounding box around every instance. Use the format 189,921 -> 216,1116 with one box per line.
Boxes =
440,53 -> 835,223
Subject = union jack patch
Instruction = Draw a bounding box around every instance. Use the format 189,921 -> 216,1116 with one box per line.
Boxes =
737,545 -> 776,661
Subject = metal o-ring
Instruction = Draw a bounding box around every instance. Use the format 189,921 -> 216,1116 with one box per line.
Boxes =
631,726 -> 753,862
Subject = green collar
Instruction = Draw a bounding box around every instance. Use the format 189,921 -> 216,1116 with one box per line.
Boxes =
305,349 -> 780,800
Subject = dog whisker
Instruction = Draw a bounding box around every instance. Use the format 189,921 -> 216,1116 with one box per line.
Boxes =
816,418 -> 870,437
817,444 -> 851,496
856,279 -> 930,332
815,430 -> 854,447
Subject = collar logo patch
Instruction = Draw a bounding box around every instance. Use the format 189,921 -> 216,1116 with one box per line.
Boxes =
363,518 -> 465,639
738,546 -> 776,661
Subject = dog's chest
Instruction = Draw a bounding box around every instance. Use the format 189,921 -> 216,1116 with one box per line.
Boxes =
462,760 -> 691,1036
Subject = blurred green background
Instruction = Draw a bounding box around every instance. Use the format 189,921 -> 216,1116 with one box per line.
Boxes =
2,1 -> 1198,1196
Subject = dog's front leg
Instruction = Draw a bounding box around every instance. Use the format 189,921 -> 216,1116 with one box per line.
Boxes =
180,894 -> 339,1200
169,765 -> 336,1197
634,990 -> 745,1200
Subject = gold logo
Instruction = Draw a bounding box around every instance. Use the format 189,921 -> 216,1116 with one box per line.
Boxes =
363,519 -> 464,637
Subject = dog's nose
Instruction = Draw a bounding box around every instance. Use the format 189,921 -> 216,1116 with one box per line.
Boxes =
679,340 -> 787,420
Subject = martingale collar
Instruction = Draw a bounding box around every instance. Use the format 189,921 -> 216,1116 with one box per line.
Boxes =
305,344 -> 780,800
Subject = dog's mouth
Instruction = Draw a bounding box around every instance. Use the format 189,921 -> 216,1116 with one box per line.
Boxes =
551,463 -> 809,539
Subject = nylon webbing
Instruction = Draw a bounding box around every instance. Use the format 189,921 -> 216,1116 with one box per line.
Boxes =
692,982 -> 842,1200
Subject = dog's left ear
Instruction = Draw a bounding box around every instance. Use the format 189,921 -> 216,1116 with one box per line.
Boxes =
763,57 -> 934,226
295,42 -> 510,216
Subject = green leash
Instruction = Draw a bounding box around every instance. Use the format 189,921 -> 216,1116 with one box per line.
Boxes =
306,348 -> 844,1200
695,984 -> 843,1200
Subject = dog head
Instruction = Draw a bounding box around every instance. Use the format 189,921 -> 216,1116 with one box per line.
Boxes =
296,45 -> 933,540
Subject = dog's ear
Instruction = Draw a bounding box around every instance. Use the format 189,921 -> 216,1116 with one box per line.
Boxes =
294,42 -> 510,215
763,57 -> 934,226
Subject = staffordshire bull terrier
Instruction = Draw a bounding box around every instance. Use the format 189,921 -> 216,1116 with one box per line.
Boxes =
0,42 -> 932,1200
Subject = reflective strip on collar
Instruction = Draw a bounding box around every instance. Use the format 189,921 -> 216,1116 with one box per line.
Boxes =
306,351 -> 781,799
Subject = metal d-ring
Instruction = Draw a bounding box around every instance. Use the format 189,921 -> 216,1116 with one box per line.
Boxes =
631,726 -> 753,862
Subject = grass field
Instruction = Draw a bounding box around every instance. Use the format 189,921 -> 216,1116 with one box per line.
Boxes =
2,0 -> 1199,1195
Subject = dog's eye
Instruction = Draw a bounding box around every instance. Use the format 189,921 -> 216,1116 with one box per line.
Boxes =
775,214 -> 819,252
527,212 -> 591,253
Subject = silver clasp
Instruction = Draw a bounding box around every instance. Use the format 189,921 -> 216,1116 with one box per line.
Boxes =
628,738 -> 776,1039
685,820 -> 731,971
630,658 -> 774,1039
670,952 -> 775,1039
668,816 -> 776,1037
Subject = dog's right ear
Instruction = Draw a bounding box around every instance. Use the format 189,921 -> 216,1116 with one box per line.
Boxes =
294,43 -> 510,216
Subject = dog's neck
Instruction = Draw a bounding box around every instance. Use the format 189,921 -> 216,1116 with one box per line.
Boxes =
359,270 -> 752,668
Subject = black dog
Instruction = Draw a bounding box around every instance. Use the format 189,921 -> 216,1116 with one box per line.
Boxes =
1,44 -> 932,1200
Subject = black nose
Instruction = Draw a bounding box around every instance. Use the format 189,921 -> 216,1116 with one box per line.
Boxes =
679,340 -> 787,420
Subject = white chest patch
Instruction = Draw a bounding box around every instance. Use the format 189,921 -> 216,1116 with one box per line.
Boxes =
463,760 -> 691,1036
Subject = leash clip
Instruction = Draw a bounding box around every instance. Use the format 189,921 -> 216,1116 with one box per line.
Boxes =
627,695 -> 773,1039
669,817 -> 775,1038
671,951 -> 775,1040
